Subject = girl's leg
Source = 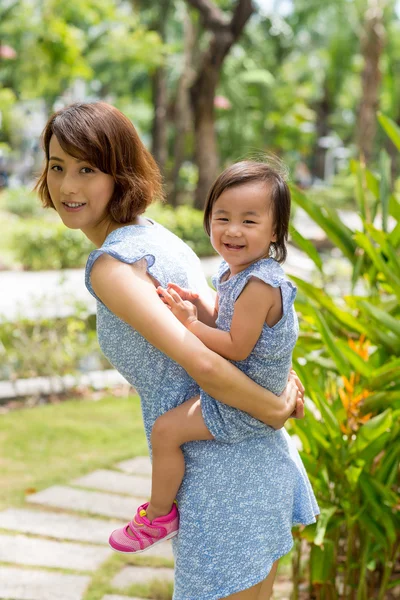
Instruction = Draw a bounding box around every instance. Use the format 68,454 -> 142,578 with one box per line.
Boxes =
146,396 -> 213,522
223,560 -> 279,600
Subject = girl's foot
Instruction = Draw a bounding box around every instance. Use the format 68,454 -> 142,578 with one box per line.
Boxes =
109,501 -> 179,553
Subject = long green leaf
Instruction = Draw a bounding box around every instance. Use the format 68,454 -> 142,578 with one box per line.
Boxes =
361,391 -> 400,413
310,540 -> 335,584
289,224 -> 323,271
378,113 -> 400,150
358,300 -> 400,337
314,312 -> 350,376
349,410 -> 392,456
379,150 -> 391,232
314,507 -> 337,546
291,187 -> 357,262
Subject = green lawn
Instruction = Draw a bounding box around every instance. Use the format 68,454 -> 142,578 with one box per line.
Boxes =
0,394 -> 148,510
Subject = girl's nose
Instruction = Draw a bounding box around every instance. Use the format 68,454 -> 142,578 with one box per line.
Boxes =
226,224 -> 241,237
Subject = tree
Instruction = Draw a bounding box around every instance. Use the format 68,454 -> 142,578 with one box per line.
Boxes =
185,0 -> 255,209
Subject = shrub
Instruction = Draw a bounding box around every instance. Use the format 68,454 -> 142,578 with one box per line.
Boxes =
0,310 -> 109,383
289,115 -> 400,599
146,203 -> 214,257
12,220 -> 94,270
0,187 -> 43,218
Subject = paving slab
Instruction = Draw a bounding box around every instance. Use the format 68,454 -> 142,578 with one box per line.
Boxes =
0,533 -> 111,571
0,566 -> 90,600
116,457 -> 151,477
112,566 -> 174,588
27,486 -> 143,520
73,470 -> 151,498
0,508 -> 123,545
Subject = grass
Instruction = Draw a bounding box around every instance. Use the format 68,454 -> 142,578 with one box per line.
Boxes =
0,392 -> 293,599
0,393 -> 147,510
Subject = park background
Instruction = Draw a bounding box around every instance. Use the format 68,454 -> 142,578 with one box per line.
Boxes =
0,0 -> 399,599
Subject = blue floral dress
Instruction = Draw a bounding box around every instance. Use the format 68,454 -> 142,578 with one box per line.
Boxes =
85,221 -> 319,600
201,257 -> 299,442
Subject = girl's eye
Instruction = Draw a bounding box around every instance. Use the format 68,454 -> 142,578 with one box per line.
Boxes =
244,220 -> 256,224
216,218 -> 228,222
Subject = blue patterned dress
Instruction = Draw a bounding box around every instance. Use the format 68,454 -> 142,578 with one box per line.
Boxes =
85,221 -> 319,600
201,257 -> 299,442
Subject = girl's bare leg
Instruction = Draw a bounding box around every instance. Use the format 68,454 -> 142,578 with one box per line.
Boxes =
146,396 -> 213,522
223,560 -> 279,600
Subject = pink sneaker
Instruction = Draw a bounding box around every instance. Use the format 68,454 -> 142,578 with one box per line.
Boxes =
109,501 -> 179,553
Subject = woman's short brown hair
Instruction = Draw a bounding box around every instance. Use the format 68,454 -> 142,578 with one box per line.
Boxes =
36,102 -> 163,222
203,159 -> 291,263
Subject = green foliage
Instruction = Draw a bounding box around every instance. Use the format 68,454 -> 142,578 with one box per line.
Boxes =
146,203 -> 214,257
289,116 -> 400,599
0,186 -> 44,217
12,220 -> 95,270
0,310 -> 107,381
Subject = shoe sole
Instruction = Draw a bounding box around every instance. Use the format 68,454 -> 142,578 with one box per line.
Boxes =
109,529 -> 178,554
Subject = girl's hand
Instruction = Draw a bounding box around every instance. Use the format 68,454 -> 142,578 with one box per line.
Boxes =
157,286 -> 198,327
166,282 -> 199,304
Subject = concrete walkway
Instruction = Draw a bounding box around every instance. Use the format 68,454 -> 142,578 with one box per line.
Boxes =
0,456 -> 293,599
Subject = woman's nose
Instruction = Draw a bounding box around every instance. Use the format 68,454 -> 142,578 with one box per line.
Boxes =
60,173 -> 78,195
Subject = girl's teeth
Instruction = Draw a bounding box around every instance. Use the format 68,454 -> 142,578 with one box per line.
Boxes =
65,203 -> 84,207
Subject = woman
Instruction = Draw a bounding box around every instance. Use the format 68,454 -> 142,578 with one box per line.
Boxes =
36,101 -> 318,600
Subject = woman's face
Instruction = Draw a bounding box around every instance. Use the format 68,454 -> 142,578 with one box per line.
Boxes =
46,135 -> 115,235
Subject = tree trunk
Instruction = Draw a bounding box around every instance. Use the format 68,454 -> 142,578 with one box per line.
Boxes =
312,86 -> 331,180
151,67 -> 168,174
149,0 -> 171,175
185,0 -> 255,209
169,7 -> 196,207
356,0 -> 385,163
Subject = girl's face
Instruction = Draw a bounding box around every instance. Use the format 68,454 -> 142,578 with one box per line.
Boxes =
46,135 -> 115,240
210,181 -> 277,275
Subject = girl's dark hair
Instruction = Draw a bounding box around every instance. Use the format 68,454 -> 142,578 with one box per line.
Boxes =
35,102 -> 163,221
203,159 -> 291,263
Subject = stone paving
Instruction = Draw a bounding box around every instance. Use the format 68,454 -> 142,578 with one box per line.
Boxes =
0,454 -> 292,599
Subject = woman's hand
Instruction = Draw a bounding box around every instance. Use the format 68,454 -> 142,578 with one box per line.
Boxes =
157,286 -> 198,327
272,370 -> 305,429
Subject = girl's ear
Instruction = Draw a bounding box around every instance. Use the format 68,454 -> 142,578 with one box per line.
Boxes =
271,230 -> 278,243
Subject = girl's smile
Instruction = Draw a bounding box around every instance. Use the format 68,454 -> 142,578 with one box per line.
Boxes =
210,181 -> 277,275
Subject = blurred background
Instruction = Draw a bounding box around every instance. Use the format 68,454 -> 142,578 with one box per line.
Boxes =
0,1 -> 399,599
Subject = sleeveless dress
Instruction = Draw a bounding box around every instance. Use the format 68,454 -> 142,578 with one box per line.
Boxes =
85,221 -> 319,600
201,257 -> 299,443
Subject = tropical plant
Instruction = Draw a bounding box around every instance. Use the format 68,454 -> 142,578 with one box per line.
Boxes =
288,115 -> 400,599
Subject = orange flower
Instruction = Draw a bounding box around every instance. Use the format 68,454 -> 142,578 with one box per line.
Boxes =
339,336 -> 371,434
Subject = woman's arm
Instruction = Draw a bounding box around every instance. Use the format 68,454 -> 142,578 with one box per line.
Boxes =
90,255 -> 301,429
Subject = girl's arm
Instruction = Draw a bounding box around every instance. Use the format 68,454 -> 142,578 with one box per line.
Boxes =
161,278 -> 274,361
164,283 -> 217,328
90,255 -> 301,429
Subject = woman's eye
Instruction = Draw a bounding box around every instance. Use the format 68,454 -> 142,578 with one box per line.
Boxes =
81,167 -> 94,174
50,165 -> 62,172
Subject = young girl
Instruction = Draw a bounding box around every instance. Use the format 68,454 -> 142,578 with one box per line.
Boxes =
109,160 -> 311,556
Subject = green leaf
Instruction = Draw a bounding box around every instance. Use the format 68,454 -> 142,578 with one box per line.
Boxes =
358,300 -> 400,337
379,150 -> 391,232
314,312 -> 350,376
310,539 -> 335,584
289,224 -> 323,271
378,112 -> 400,150
362,391 -> 400,413
349,410 -> 393,456
314,507 -> 337,546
